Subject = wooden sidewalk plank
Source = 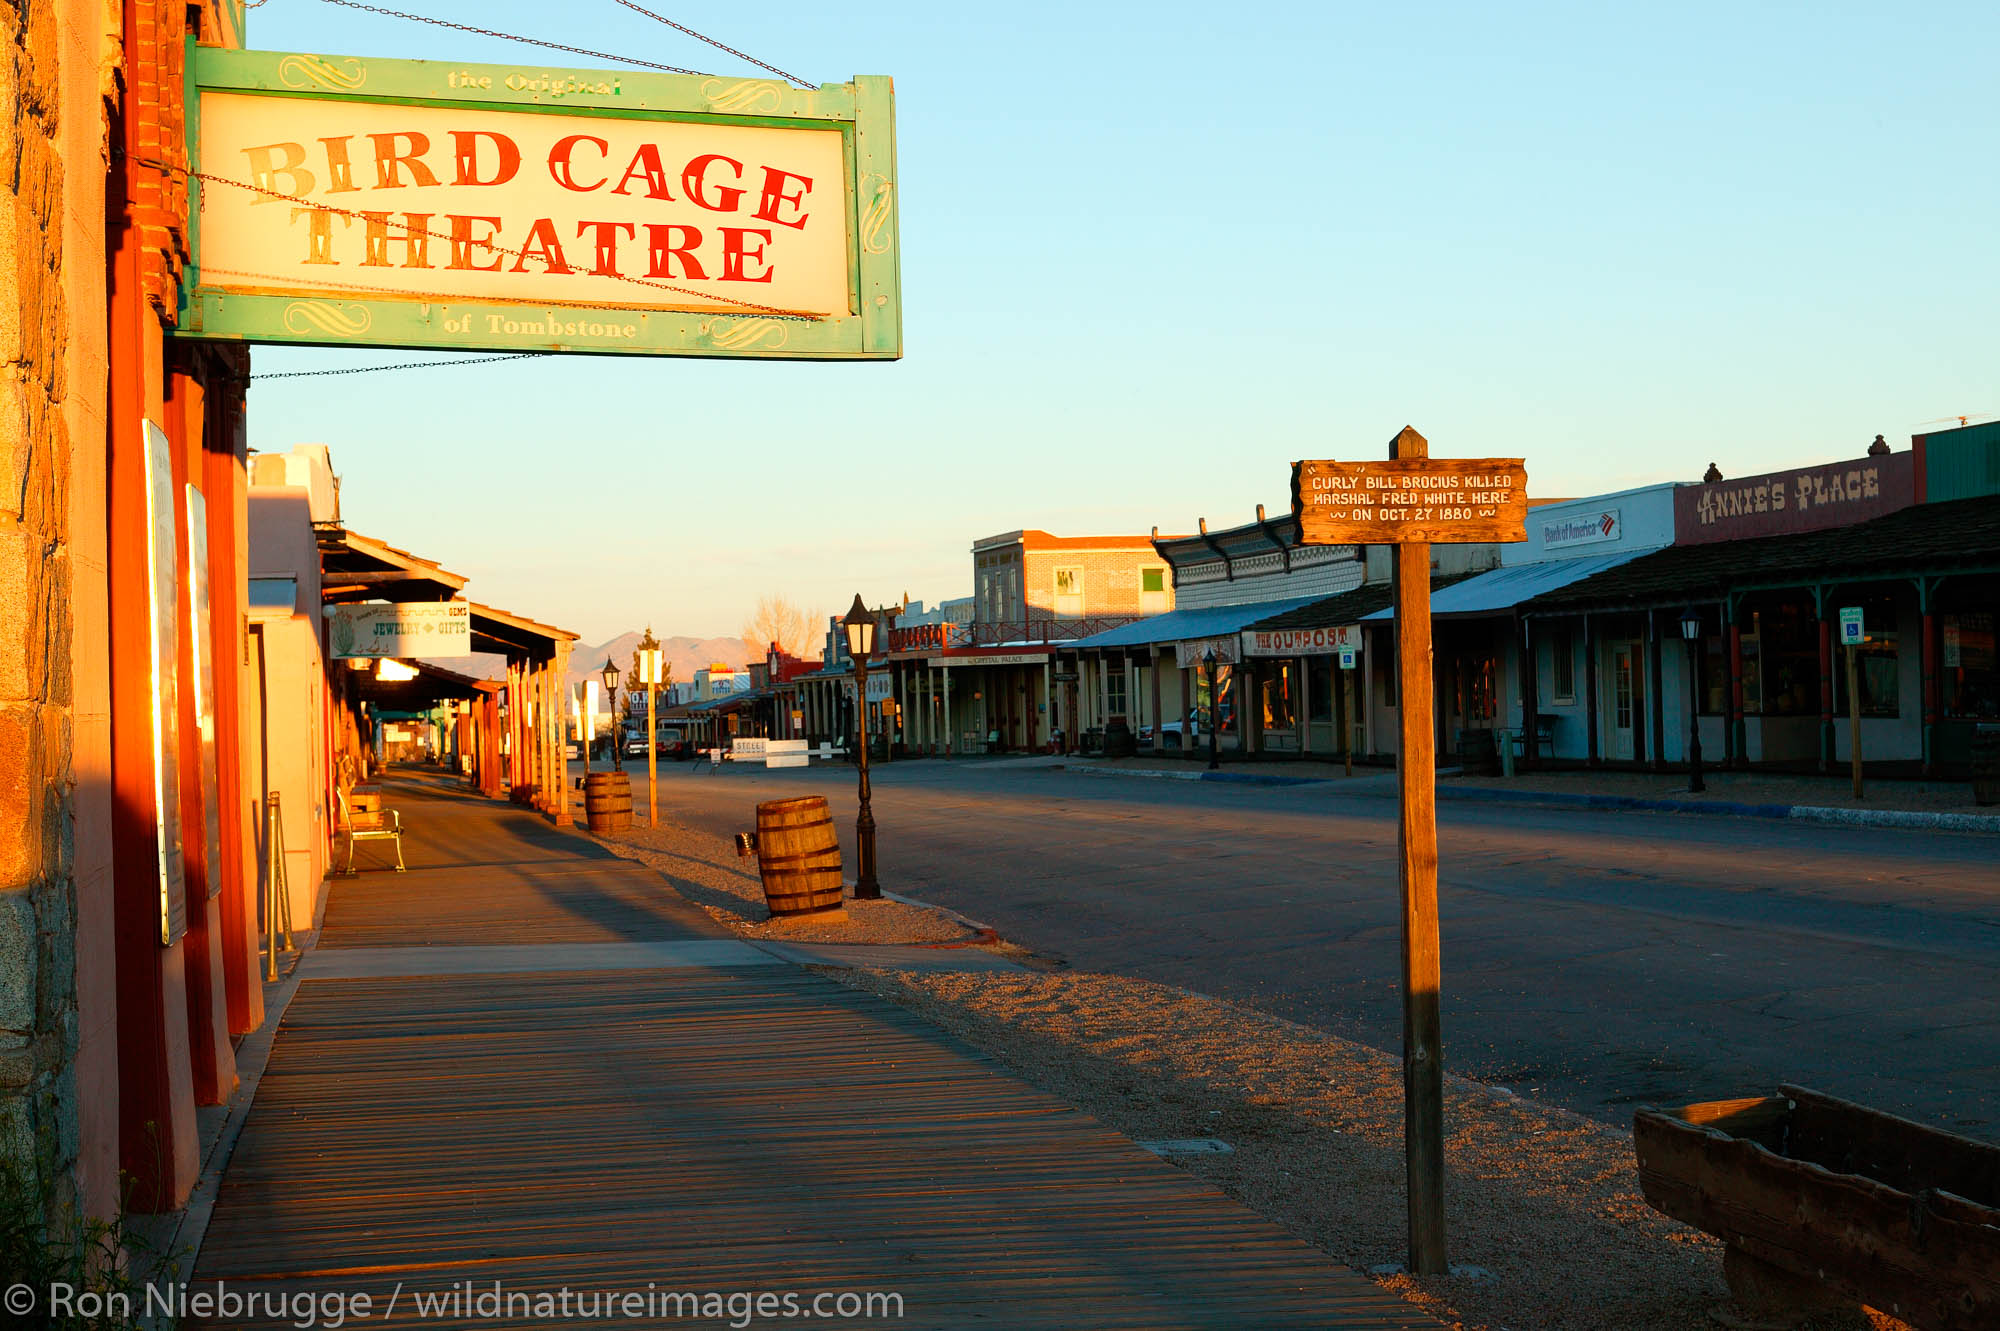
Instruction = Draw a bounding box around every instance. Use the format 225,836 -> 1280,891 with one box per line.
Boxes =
189,780 -> 1432,1329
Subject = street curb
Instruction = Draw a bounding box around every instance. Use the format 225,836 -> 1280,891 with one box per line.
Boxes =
1057,762 -> 1330,787
1198,770 -> 1328,788
1436,784 -> 1795,821
1059,764 -> 1205,783
1438,784 -> 2000,833
1786,804 -> 2000,834
1054,760 -> 2000,833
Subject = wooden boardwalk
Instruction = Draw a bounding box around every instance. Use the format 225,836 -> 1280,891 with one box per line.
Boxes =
191,777 -> 1433,1329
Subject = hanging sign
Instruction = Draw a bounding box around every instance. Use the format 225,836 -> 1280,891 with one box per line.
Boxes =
330,600 -> 472,657
1292,458 -> 1528,544
182,48 -> 900,360
1174,637 -> 1239,669
1241,624 -> 1359,658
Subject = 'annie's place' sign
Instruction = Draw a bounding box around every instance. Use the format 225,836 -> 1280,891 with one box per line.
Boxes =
183,49 -> 900,360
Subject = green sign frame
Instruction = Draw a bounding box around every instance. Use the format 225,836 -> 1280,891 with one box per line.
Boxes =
180,46 -> 900,360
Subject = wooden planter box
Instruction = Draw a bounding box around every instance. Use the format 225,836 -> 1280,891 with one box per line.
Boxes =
1634,1084 -> 2000,1330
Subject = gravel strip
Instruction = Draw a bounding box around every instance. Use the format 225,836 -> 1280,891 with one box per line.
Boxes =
815,966 -> 1911,1331
583,817 -> 976,944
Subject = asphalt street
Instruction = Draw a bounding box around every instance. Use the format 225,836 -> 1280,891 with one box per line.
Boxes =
633,756 -> 2000,1138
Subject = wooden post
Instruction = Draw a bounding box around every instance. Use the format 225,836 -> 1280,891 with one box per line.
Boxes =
1388,426 -> 1447,1277
646,679 -> 658,827
1847,642 -> 1863,800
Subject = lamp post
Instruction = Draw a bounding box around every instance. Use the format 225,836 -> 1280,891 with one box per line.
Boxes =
1204,648 -> 1221,771
1680,608 -> 1704,794
843,594 -> 881,900
638,627 -> 661,827
601,658 -> 622,773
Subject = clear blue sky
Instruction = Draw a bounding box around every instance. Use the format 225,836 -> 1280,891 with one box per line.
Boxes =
243,1 -> 1998,643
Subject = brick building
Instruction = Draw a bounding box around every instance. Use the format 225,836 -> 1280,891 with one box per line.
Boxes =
2,0 -> 257,1222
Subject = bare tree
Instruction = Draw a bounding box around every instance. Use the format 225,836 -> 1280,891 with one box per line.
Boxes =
741,594 -> 821,661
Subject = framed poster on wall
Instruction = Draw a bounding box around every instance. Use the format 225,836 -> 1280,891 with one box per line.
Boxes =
143,422 -> 188,945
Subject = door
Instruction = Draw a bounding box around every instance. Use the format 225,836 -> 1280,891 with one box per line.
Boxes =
1608,643 -> 1637,760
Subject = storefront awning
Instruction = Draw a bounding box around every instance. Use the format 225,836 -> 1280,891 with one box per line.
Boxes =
1067,594 -> 1330,650
316,527 -> 468,603
1529,493 -> 2000,615
1361,549 -> 1654,620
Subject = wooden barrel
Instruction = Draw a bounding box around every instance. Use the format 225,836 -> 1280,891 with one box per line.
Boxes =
754,796 -> 845,917
584,770 -> 632,831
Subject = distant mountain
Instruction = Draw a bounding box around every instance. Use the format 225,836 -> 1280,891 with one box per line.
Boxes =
565,632 -> 760,688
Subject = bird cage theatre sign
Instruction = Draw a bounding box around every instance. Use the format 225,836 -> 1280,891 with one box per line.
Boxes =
180,48 -> 900,359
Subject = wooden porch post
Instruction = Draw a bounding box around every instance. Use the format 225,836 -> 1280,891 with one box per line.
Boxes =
1817,598 -> 1835,774
1920,579 -> 1938,776
1728,603 -> 1747,769
1518,614 -> 1538,771
1646,609 -> 1665,771
1584,612 -> 1600,767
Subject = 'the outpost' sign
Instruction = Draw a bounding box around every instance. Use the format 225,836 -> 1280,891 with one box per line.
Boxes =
1241,625 -> 1359,658
1674,452 -> 1914,545
183,49 -> 899,360
1292,458 -> 1528,545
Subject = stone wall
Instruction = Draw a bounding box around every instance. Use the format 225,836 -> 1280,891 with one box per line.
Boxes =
0,0 -> 82,1207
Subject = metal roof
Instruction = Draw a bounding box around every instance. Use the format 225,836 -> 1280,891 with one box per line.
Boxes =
1066,594 -> 1329,649
315,527 -> 468,603
1361,549 -> 1655,620
1244,573 -> 1481,633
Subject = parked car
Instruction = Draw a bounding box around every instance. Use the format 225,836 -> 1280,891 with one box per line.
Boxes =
622,732 -> 650,758
1145,705 -> 1229,749
564,740 -> 581,760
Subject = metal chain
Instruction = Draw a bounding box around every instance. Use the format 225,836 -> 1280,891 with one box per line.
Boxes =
313,0 -> 714,77
607,0 -> 813,88
251,352 -> 549,380
151,161 -> 824,321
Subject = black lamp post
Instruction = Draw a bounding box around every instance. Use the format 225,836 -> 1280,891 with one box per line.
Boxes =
1204,648 -> 1221,771
601,658 -> 622,772
843,594 -> 881,900
1679,608 -> 1704,794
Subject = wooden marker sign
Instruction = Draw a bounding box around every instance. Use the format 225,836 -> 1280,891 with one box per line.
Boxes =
1291,427 -> 1528,1279
1292,458 -> 1528,545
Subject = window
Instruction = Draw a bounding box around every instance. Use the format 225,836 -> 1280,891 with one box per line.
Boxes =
1054,566 -> 1084,618
1378,639 -> 1396,707
1462,654 -> 1498,723
1746,604 -> 1819,716
1140,566 -> 1168,614
1832,595 -> 1901,717
1104,664 -> 1127,719
248,576 -> 297,618
1701,636 -> 1728,715
1943,610 -> 1997,719
1550,626 -> 1575,703
1308,658 -> 1335,723
1263,665 -> 1294,729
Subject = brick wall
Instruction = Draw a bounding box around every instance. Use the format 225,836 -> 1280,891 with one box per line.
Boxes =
1021,547 -> 1167,619
0,0 -> 83,1209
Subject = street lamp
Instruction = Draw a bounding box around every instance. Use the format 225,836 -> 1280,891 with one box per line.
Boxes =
1679,608 -> 1704,794
601,657 -> 622,772
843,594 -> 881,900
1204,647 -> 1221,771
638,627 -> 662,828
